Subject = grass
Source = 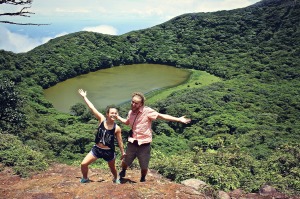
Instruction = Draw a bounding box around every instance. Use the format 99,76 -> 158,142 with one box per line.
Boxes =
146,69 -> 222,104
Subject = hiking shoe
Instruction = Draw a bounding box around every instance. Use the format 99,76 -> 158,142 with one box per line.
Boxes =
80,178 -> 90,183
113,179 -> 121,184
140,176 -> 146,182
119,170 -> 126,178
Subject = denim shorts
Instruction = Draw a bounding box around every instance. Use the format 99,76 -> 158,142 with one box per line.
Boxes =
90,145 -> 115,162
124,141 -> 151,170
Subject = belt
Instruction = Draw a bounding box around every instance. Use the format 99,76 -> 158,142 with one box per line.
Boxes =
131,140 -> 150,146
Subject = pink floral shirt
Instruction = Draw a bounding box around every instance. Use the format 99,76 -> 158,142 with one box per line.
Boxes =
126,106 -> 159,145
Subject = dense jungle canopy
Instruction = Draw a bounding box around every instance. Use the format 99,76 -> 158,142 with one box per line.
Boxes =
0,0 -> 299,195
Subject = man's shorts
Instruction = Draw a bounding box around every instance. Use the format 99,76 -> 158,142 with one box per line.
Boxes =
124,141 -> 151,170
90,145 -> 115,162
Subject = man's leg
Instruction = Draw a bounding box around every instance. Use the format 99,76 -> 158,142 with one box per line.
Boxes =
137,144 -> 151,182
119,142 -> 136,178
119,161 -> 128,178
140,169 -> 148,182
121,160 -> 128,170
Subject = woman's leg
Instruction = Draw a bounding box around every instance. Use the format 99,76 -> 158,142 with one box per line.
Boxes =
81,152 -> 97,179
107,159 -> 117,180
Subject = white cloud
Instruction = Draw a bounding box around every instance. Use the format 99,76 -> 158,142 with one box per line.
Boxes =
82,25 -> 118,35
30,0 -> 258,18
0,24 -> 117,53
0,26 -> 40,53
103,0 -> 256,24
195,0 -> 256,12
55,8 -> 90,13
0,26 -> 68,53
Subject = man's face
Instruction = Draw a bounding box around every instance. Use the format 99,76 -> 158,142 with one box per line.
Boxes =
131,95 -> 143,112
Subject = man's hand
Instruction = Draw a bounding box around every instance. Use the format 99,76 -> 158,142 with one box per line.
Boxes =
120,153 -> 126,160
179,116 -> 191,124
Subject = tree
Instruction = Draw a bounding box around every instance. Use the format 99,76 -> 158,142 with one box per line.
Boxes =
0,0 -> 47,25
0,79 -> 26,132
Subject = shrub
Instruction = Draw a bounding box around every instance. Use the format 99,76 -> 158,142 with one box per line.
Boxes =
0,133 -> 48,177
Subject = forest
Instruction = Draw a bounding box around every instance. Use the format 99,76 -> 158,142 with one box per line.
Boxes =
0,0 -> 299,195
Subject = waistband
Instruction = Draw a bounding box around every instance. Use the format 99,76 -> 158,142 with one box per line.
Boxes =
130,140 -> 150,146
94,144 -> 111,150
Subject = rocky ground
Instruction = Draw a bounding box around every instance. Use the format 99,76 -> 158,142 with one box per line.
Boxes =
0,163 -> 299,199
0,163 -> 206,199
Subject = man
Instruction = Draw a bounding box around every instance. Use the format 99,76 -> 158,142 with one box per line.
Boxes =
115,92 -> 191,182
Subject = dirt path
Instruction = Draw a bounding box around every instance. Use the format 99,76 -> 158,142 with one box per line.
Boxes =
0,163 -> 204,199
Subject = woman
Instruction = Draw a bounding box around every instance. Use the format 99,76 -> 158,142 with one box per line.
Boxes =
78,89 -> 125,184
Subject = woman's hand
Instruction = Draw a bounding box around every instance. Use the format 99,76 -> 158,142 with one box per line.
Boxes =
78,89 -> 87,97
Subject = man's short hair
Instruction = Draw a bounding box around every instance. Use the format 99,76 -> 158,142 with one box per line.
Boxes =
132,92 -> 146,105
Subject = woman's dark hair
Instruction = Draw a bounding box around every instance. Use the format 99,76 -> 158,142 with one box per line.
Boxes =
105,105 -> 119,114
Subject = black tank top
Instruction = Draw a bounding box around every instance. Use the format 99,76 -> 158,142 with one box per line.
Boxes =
95,121 -> 116,151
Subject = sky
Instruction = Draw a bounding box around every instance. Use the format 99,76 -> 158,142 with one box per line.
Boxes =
0,0 -> 260,53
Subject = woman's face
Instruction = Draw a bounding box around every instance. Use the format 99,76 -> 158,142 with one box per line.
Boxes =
107,108 -> 118,120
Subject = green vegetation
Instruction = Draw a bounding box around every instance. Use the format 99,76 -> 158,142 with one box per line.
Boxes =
0,133 -> 48,177
146,70 -> 221,103
0,0 -> 299,195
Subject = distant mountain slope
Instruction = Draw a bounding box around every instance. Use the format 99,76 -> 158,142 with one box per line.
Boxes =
7,0 -> 297,88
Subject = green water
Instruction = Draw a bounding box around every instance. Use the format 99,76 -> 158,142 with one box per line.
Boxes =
44,64 -> 190,113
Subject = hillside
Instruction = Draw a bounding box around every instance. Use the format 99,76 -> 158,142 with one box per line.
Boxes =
0,164 -> 204,199
1,163 -> 298,199
0,0 -> 300,196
